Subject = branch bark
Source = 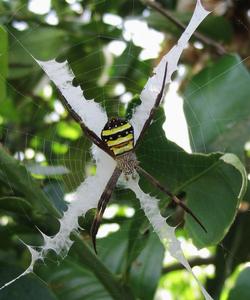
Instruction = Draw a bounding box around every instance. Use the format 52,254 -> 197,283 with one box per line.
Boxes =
162,256 -> 215,274
142,0 -> 226,55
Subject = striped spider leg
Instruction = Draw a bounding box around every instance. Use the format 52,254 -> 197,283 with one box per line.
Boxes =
56,89 -> 114,159
90,167 -> 122,253
136,166 -> 207,233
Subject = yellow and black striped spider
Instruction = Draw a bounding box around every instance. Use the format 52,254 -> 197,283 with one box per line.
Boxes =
59,62 -> 206,254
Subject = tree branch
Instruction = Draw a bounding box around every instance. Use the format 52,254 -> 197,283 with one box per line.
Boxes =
162,256 -> 215,274
142,0 -> 226,55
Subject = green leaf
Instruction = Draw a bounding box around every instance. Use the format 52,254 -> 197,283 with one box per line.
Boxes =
185,153 -> 247,248
67,46 -> 105,101
227,267 -> 250,300
35,219 -> 136,300
98,221 -> 130,274
126,94 -> 141,120
0,97 -> 19,122
125,208 -> 149,273
198,15 -> 233,43
11,27 -> 67,60
51,142 -> 69,155
111,42 -> 141,79
110,43 -> 151,95
146,12 -> 233,42
7,27 -> 67,80
145,11 -> 189,36
137,109 -> 247,248
184,54 -> 250,159
37,258 -> 111,300
0,146 -> 59,219
206,210 -> 250,297
0,196 -> 32,214
0,266 -> 57,300
56,121 -> 81,140
43,181 -> 68,213
98,222 -> 164,299
129,232 -> 164,300
79,21 -> 122,40
0,26 -> 8,102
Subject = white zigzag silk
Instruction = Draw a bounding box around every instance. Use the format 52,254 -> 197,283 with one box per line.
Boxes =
0,146 -> 116,290
127,178 -> 213,300
131,0 -> 210,142
37,59 -> 108,137
0,1 -> 213,299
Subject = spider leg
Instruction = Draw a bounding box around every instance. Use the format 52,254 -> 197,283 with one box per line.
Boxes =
37,59 -> 114,158
57,90 -> 115,158
91,167 -> 122,254
135,61 -> 168,148
136,165 -> 207,233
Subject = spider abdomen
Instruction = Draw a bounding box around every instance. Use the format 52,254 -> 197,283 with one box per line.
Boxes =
101,118 -> 134,156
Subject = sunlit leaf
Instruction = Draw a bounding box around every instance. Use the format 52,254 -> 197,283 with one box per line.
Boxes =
56,121 -> 81,140
137,109 -> 247,248
184,54 -> 250,159
227,267 -> 250,300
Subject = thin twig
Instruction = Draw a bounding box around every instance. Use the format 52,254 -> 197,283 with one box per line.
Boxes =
142,0 -> 226,55
162,256 -> 215,274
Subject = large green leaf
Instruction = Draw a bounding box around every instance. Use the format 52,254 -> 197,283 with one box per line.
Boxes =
8,27 -> 67,80
184,54 -> 250,159
10,27 -> 67,61
227,267 -> 250,300
198,15 -> 233,43
98,222 -> 164,299
0,26 -> 8,102
39,221 -> 156,300
137,109 -> 247,248
37,258 -> 111,300
98,222 -> 129,274
0,266 -> 57,300
185,153 -> 247,248
0,196 -> 32,214
0,96 -> 19,122
205,210 -> 250,298
110,43 -> 151,96
129,232 -> 164,300
0,147 -> 59,220
125,207 -> 149,274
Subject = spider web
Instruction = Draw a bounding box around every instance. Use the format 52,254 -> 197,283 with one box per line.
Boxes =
0,1 -> 249,299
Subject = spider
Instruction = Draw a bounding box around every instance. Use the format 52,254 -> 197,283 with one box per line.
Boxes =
57,61 -> 206,254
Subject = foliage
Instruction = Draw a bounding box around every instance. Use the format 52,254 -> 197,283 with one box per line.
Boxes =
0,0 -> 250,299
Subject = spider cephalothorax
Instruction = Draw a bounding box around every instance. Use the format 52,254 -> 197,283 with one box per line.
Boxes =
101,118 -> 138,176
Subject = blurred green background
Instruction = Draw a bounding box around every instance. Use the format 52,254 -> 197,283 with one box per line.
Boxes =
0,0 -> 250,299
